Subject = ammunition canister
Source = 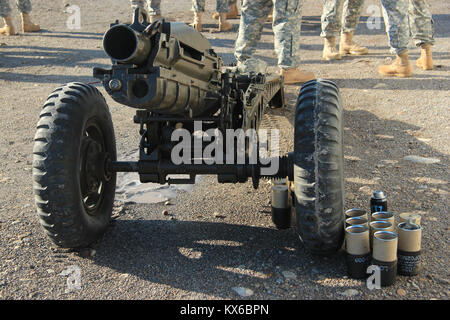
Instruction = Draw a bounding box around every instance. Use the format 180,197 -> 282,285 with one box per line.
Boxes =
399,213 -> 421,226
371,211 -> 395,226
370,190 -> 387,213
345,208 -> 368,220
372,231 -> 398,286
345,225 -> 371,279
271,184 -> 291,229
397,222 -> 422,276
369,220 -> 393,248
345,216 -> 369,228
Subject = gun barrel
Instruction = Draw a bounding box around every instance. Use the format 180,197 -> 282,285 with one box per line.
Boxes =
103,24 -> 151,65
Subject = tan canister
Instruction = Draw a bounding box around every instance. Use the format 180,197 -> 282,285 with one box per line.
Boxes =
373,231 -> 398,262
345,225 -> 370,255
371,211 -> 395,226
399,213 -> 421,226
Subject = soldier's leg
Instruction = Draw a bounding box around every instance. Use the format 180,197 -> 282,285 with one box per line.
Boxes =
190,0 -> 206,31
339,0 -> 368,55
409,0 -> 434,69
17,0 -> 39,32
321,0 -> 344,38
0,0 -> 16,36
378,0 -> 411,77
321,0 -> 344,60
273,0 -> 315,84
235,0 -> 272,64
212,0 -> 233,31
131,0 -> 145,10
380,0 -> 409,55
192,0 -> 206,12
216,0 -> 230,13
147,0 -> 162,22
131,0 -> 149,22
409,0 -> 434,47
147,0 -> 161,16
0,0 -> 12,18
341,0 -> 364,34
213,0 -> 239,20
146,0 -> 162,22
16,0 -> 31,13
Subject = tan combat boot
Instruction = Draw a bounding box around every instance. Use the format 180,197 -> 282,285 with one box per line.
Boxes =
21,13 -> 40,33
378,51 -> 412,78
189,11 -> 203,32
149,15 -> 162,23
322,37 -> 342,61
339,31 -> 368,55
280,68 -> 315,85
212,13 -> 233,32
212,3 -> 239,19
0,16 -> 16,36
416,44 -> 433,70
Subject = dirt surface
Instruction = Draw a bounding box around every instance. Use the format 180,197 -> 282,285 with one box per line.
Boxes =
0,0 -> 449,300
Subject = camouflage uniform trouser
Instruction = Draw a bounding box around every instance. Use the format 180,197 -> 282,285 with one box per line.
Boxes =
192,0 -> 237,13
382,0 -> 434,54
0,0 -> 32,18
235,0 -> 302,69
130,0 -> 161,16
320,0 -> 364,38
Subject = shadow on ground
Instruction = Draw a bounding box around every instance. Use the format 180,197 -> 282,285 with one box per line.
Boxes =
90,105 -> 447,298
0,44 -> 109,83
271,99 -> 448,195
333,74 -> 450,90
92,219 -> 347,298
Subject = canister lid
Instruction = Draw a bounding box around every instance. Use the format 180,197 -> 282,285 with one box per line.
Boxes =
372,190 -> 386,200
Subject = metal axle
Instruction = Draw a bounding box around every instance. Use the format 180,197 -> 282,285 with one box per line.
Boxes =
107,153 -> 293,187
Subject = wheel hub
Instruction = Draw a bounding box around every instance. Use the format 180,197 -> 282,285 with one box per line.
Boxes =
80,131 -> 106,214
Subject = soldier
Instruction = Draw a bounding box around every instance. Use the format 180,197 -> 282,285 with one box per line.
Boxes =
321,0 -> 368,60
234,0 -> 315,85
408,0 -> 434,70
130,0 -> 162,23
379,0 -> 434,77
0,0 -> 40,35
190,0 -> 233,32
212,0 -> 239,20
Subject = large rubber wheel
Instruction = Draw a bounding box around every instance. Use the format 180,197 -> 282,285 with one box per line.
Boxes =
293,79 -> 345,255
33,83 -> 117,248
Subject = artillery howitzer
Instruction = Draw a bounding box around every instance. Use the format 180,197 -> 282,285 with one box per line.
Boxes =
33,12 -> 345,255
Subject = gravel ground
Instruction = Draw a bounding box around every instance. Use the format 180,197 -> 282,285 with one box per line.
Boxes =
0,0 -> 448,300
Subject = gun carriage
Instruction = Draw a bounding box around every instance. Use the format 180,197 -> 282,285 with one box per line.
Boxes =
33,11 -> 345,255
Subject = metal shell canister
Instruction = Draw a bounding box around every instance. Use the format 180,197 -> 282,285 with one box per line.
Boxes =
371,211 -> 395,226
399,213 -> 421,226
369,220 -> 393,247
345,216 -> 369,228
345,208 -> 368,220
397,222 -> 422,276
271,184 -> 291,229
372,231 -> 398,286
345,225 -> 371,279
